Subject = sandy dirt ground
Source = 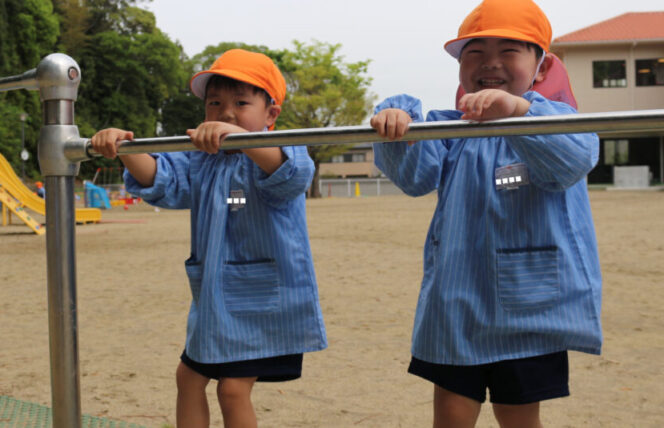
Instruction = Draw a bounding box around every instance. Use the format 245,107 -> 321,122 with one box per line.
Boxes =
1,190 -> 663,427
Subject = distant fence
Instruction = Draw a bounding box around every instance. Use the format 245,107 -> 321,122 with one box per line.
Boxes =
319,178 -> 406,197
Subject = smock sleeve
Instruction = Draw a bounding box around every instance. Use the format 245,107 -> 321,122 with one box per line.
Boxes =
505,92 -> 600,192
372,94 -> 449,196
253,145 -> 314,207
123,152 -> 192,209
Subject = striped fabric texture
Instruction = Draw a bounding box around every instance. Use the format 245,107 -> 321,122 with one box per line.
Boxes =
125,146 -> 327,363
373,92 -> 602,365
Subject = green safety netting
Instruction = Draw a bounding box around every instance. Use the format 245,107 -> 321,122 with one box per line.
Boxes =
0,396 -> 147,428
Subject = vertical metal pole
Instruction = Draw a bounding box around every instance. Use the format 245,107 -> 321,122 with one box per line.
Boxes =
45,175 -> 80,427
20,115 -> 26,180
0,56 -> 82,427
35,54 -> 83,428
659,137 -> 664,184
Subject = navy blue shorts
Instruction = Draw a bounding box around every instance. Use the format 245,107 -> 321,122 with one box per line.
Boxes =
181,350 -> 303,382
408,351 -> 569,404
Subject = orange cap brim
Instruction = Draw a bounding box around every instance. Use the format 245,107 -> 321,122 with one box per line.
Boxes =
190,69 -> 273,101
445,29 -> 547,59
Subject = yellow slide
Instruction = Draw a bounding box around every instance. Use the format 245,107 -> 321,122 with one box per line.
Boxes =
0,153 -> 101,231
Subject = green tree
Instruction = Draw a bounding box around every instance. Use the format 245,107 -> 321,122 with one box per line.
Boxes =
67,4 -> 185,178
52,0 -> 90,58
48,0 -> 180,179
52,0 -> 152,57
278,41 -> 375,197
0,0 -> 59,179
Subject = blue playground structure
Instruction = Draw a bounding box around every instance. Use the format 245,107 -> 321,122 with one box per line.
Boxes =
84,181 -> 111,209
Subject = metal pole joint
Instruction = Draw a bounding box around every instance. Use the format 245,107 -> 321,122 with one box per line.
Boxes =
39,124 -> 82,176
33,54 -> 82,177
35,53 -> 81,102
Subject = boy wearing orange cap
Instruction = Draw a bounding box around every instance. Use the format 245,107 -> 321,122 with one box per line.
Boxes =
371,1 -> 601,427
91,49 -> 326,428
35,181 -> 45,198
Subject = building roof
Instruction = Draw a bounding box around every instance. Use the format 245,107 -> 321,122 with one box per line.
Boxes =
553,12 -> 664,44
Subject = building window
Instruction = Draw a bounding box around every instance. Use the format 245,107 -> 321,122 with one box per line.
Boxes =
351,153 -> 366,162
604,139 -> 629,165
331,152 -> 367,163
593,60 -> 626,88
635,58 -> 664,86
343,153 -> 366,162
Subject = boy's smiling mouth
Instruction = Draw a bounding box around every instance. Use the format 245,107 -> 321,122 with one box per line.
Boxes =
478,78 -> 506,88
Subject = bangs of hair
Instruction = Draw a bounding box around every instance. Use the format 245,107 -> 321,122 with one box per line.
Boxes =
460,38 -> 544,59
205,75 -> 273,106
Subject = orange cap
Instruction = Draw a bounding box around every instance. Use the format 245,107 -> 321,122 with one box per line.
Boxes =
189,49 -> 287,106
35,181 -> 43,188
444,0 -> 552,59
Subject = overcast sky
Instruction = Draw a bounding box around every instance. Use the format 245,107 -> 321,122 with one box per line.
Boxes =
145,0 -> 662,117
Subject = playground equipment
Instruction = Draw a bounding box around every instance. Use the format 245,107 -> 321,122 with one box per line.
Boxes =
83,181 -> 111,209
0,185 -> 44,234
1,53 -> 663,428
0,152 -> 101,232
89,167 -> 141,207
91,166 -> 123,185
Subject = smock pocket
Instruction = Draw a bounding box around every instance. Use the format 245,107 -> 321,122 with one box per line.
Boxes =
496,247 -> 560,311
184,258 -> 203,303
222,259 -> 280,315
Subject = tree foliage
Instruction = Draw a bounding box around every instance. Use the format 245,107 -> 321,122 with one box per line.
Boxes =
279,41 -> 375,197
0,0 -> 59,178
54,0 -> 184,177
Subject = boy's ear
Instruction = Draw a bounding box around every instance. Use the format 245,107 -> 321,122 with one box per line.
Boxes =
534,54 -> 554,83
266,104 -> 281,128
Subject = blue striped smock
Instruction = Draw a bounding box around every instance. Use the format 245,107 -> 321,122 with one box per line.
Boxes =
373,92 -> 602,365
124,146 -> 327,363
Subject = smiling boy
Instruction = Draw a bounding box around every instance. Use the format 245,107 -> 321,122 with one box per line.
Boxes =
371,1 -> 602,427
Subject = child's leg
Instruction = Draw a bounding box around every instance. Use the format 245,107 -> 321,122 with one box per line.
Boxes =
176,361 -> 211,428
216,377 -> 258,428
492,402 -> 542,428
488,351 -> 568,428
433,385 -> 481,428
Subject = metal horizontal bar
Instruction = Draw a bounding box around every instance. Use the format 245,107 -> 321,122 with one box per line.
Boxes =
0,69 -> 38,92
81,109 -> 664,159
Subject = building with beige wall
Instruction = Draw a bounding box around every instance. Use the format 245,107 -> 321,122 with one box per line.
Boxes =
551,12 -> 664,184
318,143 -> 381,178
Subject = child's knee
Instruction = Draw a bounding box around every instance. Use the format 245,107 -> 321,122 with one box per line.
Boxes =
217,377 -> 256,403
434,386 -> 481,426
176,361 -> 209,391
492,402 -> 542,428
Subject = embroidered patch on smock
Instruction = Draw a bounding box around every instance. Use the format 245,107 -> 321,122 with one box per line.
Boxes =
227,189 -> 246,211
495,163 -> 530,191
